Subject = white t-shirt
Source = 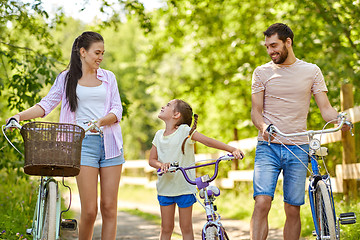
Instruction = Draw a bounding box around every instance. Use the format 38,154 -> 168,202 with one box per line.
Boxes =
152,124 -> 197,196
75,83 -> 106,132
251,59 -> 328,145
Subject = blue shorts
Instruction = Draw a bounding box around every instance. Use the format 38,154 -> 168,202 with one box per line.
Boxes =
81,134 -> 125,168
253,141 -> 309,206
158,194 -> 197,208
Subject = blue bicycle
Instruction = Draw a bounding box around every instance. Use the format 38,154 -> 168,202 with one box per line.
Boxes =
267,113 -> 356,239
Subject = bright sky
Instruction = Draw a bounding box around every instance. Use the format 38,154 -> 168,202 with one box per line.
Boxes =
42,0 -> 164,23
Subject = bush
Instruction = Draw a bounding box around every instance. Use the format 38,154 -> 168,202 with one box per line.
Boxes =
0,169 -> 36,240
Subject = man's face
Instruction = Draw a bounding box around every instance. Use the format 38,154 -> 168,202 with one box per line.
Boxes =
264,34 -> 288,64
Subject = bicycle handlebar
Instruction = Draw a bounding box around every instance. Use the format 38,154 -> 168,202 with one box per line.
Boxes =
266,112 -> 352,138
157,154 -> 235,186
4,118 -> 22,129
83,119 -> 103,135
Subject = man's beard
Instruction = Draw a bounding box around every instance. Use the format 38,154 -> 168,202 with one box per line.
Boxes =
271,45 -> 288,64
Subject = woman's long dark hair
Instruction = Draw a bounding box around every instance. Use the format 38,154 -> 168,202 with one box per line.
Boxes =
65,31 -> 104,112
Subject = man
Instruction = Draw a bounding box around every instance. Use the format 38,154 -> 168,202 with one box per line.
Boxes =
250,23 -> 348,240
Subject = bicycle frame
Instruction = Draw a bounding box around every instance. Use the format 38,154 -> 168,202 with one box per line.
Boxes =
29,177 -> 61,239
160,154 -> 234,240
307,159 -> 339,239
267,113 -> 356,239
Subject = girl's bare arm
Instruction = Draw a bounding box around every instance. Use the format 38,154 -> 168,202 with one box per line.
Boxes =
192,132 -> 244,159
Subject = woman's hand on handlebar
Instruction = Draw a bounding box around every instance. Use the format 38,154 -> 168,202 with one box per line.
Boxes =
6,114 -> 20,124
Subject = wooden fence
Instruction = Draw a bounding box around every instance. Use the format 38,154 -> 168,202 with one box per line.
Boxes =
121,105 -> 360,193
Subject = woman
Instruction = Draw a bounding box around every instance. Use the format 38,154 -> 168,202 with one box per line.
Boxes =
7,31 -> 124,239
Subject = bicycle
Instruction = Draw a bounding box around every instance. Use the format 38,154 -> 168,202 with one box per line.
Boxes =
266,112 -> 356,240
2,119 -> 100,240
158,154 -> 236,240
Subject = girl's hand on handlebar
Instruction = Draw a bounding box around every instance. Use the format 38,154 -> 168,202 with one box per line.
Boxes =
160,162 -> 171,173
232,148 -> 245,160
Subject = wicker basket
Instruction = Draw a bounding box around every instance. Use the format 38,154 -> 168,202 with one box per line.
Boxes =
20,122 -> 85,177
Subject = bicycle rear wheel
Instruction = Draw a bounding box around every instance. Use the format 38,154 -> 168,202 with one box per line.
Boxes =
314,181 -> 337,240
41,181 -> 57,240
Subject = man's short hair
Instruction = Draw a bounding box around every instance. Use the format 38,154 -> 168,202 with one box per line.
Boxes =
263,23 -> 294,46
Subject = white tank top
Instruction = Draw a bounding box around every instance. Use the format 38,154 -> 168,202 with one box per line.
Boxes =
75,83 -> 106,131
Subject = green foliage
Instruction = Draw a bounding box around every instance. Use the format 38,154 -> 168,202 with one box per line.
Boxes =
0,170 -> 36,240
0,0 -> 63,112
1,0 -> 359,163
137,0 -> 359,158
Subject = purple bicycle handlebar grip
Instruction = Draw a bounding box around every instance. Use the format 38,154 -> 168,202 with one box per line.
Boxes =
157,168 -> 163,176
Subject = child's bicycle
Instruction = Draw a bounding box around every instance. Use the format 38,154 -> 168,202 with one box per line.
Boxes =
266,112 -> 356,240
158,154 -> 236,240
2,118 -> 100,240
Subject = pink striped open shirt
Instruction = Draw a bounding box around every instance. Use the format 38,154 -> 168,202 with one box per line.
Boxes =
37,68 -> 124,160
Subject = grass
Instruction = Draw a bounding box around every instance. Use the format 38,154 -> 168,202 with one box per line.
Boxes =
0,169 -> 36,240
0,171 -> 78,240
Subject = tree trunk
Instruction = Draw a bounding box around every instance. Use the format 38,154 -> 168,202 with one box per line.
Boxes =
340,83 -> 357,202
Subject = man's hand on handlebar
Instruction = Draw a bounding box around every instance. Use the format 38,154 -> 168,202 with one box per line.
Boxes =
337,113 -> 353,133
263,124 -> 275,142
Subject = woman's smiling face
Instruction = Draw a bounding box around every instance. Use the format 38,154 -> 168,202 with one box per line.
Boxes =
81,41 -> 104,70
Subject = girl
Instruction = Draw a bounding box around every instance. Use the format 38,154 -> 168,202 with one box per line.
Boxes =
149,99 -> 244,240
7,31 -> 124,240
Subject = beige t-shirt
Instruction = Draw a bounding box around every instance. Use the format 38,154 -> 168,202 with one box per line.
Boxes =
251,59 -> 328,145
152,124 -> 197,196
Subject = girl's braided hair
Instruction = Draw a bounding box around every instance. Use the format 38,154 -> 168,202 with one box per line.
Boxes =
173,99 -> 198,154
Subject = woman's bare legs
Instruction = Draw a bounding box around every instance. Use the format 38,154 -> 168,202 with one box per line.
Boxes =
76,166 -> 99,240
99,165 -> 122,240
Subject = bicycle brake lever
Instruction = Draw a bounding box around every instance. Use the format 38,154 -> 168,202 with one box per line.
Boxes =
266,124 -> 274,146
345,121 -> 354,136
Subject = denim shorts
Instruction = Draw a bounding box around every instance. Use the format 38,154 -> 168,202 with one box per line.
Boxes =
81,134 -> 125,168
158,194 -> 197,208
253,141 -> 309,206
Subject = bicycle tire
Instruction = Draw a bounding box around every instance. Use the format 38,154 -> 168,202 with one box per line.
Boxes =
219,226 -> 230,240
314,181 -> 337,240
204,225 -> 218,240
41,181 -> 57,240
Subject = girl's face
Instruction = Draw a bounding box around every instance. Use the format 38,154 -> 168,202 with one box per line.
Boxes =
80,41 -> 104,70
158,100 -> 177,120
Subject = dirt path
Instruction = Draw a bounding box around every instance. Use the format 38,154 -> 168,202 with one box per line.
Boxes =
59,177 -> 288,239
61,197 -> 285,240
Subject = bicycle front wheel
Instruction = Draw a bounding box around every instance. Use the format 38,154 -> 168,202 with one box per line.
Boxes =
314,181 -> 337,240
204,225 -> 218,240
41,181 -> 57,240
219,226 -> 230,240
